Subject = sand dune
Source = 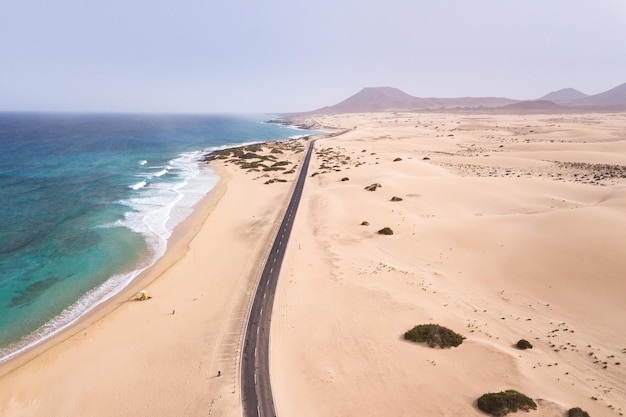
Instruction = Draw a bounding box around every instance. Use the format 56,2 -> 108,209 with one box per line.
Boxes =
272,112 -> 626,417
0,112 -> 624,417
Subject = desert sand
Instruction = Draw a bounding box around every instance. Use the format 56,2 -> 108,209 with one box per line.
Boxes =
0,112 -> 625,417
271,112 -> 626,417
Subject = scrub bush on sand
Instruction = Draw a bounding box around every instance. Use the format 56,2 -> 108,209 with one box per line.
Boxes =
477,390 -> 537,416
403,324 -> 465,348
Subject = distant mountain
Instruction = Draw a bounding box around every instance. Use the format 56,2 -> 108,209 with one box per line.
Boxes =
314,87 -> 420,114
293,83 -> 626,116
538,88 -> 588,103
306,87 -> 518,114
569,83 -> 626,108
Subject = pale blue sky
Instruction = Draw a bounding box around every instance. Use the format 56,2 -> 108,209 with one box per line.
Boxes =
1,0 -> 625,113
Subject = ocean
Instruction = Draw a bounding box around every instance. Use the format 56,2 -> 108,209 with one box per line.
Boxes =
0,112 -> 307,362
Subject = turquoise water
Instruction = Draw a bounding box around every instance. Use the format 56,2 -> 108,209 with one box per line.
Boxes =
0,112 -> 307,361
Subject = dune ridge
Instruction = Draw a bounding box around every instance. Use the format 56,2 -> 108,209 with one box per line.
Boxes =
272,111 -> 626,417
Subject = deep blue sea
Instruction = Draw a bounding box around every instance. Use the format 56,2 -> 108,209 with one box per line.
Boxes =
0,112 -> 307,362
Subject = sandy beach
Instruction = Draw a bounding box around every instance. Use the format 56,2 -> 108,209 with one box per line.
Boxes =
0,139 -> 308,416
1,112 -> 625,417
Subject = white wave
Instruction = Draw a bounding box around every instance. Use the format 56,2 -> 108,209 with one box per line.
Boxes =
138,159 -> 147,166
0,150 -> 219,364
0,263 -> 151,363
129,181 -> 147,190
153,168 -> 169,177
120,150 -> 218,243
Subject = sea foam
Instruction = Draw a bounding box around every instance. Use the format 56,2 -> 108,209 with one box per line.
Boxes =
0,150 -> 218,363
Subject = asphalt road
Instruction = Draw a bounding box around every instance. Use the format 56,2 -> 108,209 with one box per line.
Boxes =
240,138 -> 316,417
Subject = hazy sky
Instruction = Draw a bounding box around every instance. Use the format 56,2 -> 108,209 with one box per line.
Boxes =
2,0 -> 625,113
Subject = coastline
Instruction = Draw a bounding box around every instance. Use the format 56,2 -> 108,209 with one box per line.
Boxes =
2,111 -> 625,417
0,137 -> 309,416
0,162 -> 226,372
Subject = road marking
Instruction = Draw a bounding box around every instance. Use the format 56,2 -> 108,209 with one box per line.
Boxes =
255,347 -> 257,357
257,406 -> 261,417
257,326 -> 260,335
254,373 -> 257,385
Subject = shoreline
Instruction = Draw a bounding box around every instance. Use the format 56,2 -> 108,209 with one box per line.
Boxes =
0,123 -> 315,369
0,161 -> 228,375
0,136 -> 312,417
3,111 -> 624,416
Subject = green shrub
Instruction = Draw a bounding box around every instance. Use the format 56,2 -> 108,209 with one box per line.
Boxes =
568,407 -> 590,417
477,390 -> 537,416
404,324 -> 465,348
377,227 -> 394,235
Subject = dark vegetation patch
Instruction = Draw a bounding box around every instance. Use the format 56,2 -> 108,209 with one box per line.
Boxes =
341,177 -> 350,181
476,390 -> 537,416
360,221 -> 369,226
438,160 -> 626,186
568,407 -> 590,417
404,324 -> 465,348
516,339 -> 533,350
377,227 -> 394,235
393,157 -> 403,162
203,140 -> 305,180
264,178 -> 288,184
271,161 -> 290,167
365,183 -> 382,191
390,196 -> 403,202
